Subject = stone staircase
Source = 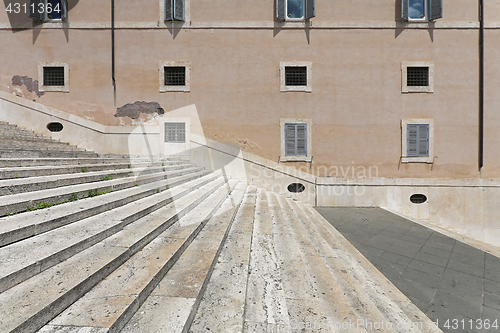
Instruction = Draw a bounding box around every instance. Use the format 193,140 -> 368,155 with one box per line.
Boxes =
0,121 -> 442,332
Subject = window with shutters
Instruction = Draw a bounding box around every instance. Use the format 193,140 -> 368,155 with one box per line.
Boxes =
280,62 -> 312,92
38,62 -> 69,92
402,62 -> 434,93
401,0 -> 442,22
280,118 -> 312,162
165,123 -> 186,143
165,0 -> 185,21
401,118 -> 434,163
159,61 -> 190,92
29,0 -> 68,22
276,0 -> 315,21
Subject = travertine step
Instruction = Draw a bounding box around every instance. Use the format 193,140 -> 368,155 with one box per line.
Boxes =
0,134 -> 58,142
0,169 -> 215,247
0,166 -> 205,216
0,149 -> 99,158
0,157 -> 181,168
44,181 -> 244,333
0,176 -> 232,333
0,162 -> 191,186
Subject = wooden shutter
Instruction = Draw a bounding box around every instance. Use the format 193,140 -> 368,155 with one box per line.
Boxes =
276,0 -> 285,21
296,124 -> 307,156
418,124 -> 429,156
61,0 -> 68,20
285,123 -> 296,155
305,0 -> 315,20
29,0 -> 44,20
174,0 -> 184,21
407,124 -> 418,156
401,0 -> 409,20
429,0 -> 443,20
165,0 -> 174,21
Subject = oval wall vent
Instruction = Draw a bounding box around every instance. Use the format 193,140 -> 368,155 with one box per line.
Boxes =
410,194 -> 427,204
47,122 -> 63,132
288,183 -> 305,193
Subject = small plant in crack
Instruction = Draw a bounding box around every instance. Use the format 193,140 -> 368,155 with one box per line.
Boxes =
102,175 -> 113,181
81,167 -> 88,173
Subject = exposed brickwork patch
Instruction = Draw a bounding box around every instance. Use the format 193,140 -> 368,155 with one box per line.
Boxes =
11,76 -> 45,98
115,101 -> 165,120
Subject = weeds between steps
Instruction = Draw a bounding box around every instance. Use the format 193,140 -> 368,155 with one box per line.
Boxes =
81,167 -> 88,173
25,189 -> 111,212
102,175 -> 113,181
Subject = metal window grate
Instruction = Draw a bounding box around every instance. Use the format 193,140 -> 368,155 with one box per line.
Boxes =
407,67 -> 429,86
43,67 -> 65,86
285,66 -> 307,86
164,67 -> 186,86
165,122 -> 186,143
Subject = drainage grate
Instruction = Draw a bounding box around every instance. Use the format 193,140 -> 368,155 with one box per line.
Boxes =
164,67 -> 186,86
43,67 -> 65,86
285,66 -> 307,86
407,67 -> 429,86
165,122 -> 186,143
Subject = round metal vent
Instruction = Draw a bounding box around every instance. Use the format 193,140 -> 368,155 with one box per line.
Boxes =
288,183 -> 305,193
47,122 -> 63,132
410,194 -> 427,204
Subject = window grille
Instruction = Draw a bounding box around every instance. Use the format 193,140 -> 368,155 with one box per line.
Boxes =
164,67 -> 186,86
43,67 -> 65,86
406,67 -> 429,86
285,67 -> 307,86
165,123 -> 186,143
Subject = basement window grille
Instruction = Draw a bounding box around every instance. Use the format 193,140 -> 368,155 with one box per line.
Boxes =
47,122 -> 63,132
165,123 -> 186,143
407,67 -> 429,86
43,67 -> 65,86
285,66 -> 307,86
164,67 -> 186,86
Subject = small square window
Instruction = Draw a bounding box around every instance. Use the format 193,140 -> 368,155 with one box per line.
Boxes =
280,62 -> 312,92
165,123 -> 186,143
165,0 -> 185,21
285,67 -> 307,86
43,67 -> 65,86
407,67 -> 429,87
276,0 -> 315,21
401,0 -> 442,22
38,62 -> 69,92
402,62 -> 434,93
160,61 -> 190,92
164,67 -> 186,86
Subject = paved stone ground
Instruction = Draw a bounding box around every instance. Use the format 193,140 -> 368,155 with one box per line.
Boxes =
315,207 -> 500,333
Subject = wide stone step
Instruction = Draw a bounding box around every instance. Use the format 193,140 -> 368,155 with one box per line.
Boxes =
0,157 -> 184,168
0,134 -> 55,142
0,176 -> 233,333
0,149 -> 99,158
0,163 -> 193,196
44,181 -> 244,333
0,170 -> 215,248
0,166 -> 205,216
0,141 -> 84,151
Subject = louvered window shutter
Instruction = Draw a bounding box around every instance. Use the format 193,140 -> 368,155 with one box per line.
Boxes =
401,0 -> 409,20
296,124 -> 307,156
285,124 -> 296,156
276,0 -> 285,21
407,124 -> 418,156
165,0 -> 174,21
429,0 -> 443,20
305,0 -> 315,20
29,0 -> 44,20
174,0 -> 185,21
418,124 -> 429,156
61,0 -> 68,19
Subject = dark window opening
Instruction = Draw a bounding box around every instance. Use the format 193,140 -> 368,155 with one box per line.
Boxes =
285,66 -> 307,86
407,67 -> 429,86
410,194 -> 427,204
165,122 -> 186,143
164,67 -> 186,86
288,183 -> 306,193
47,122 -> 63,132
43,67 -> 65,86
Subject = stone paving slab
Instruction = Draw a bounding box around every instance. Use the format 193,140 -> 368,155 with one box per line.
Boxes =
316,206 -> 500,333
